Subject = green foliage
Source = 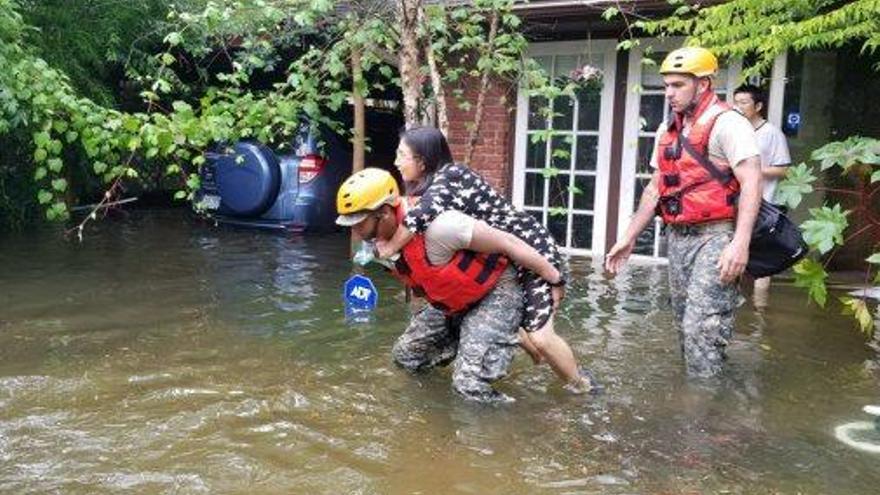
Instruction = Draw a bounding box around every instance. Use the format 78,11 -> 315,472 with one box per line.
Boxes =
19,0 -> 174,106
644,0 -> 880,78
601,7 -> 619,21
2,0 -> 553,232
0,0 -> 379,227
426,0 -> 537,111
840,296 -> 876,336
811,136 -> 880,172
775,162 -> 815,209
540,166 -> 560,179
793,258 -> 828,308
801,204 -> 849,255
778,136 -> 880,335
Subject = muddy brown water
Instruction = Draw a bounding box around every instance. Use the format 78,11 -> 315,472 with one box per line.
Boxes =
1,210 -> 878,494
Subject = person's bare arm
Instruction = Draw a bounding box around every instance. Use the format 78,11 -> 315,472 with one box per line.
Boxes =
468,221 -> 561,283
376,226 -> 413,258
762,165 -> 789,179
717,154 -> 762,282
604,169 -> 660,275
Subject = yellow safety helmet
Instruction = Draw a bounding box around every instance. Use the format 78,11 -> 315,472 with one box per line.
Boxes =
335,168 -> 400,226
659,46 -> 718,78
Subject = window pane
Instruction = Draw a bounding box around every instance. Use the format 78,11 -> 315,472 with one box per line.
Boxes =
528,96 -> 548,130
552,96 -> 574,131
572,214 -> 593,250
633,223 -> 656,256
572,175 -> 595,211
715,66 -> 729,87
577,86 -> 601,131
633,176 -> 654,209
641,51 -> 667,90
535,55 -> 552,76
547,212 -> 568,247
637,137 -> 656,175
524,173 -> 544,207
554,55 -> 579,80
526,136 -> 547,169
527,209 -> 544,227
575,135 -> 598,171
550,134 -> 573,172
640,94 -> 666,133
657,229 -> 668,258
548,173 -> 570,208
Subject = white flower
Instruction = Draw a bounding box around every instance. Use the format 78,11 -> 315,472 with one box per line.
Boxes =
570,64 -> 603,83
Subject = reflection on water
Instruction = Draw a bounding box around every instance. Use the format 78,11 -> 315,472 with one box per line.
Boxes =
1,210 -> 879,494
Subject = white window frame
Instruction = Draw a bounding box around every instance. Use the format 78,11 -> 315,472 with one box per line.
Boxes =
512,39 -> 619,257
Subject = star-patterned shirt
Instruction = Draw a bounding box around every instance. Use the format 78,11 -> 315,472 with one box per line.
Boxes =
403,163 -> 565,332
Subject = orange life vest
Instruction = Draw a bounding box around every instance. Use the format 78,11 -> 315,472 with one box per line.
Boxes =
390,202 -> 510,315
656,91 -> 740,225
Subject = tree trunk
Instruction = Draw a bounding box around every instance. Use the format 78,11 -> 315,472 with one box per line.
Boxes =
419,6 -> 448,137
352,49 -> 366,175
396,0 -> 423,128
465,10 -> 499,164
350,48 -> 366,258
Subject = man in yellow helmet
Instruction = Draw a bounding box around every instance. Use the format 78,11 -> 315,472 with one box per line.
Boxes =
337,168 -> 589,401
605,46 -> 763,377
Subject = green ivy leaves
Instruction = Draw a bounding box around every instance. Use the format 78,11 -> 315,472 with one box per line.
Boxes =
644,0 -> 880,80
840,296 -> 875,335
773,135 -> 880,336
793,258 -> 828,308
801,204 -> 849,255
811,136 -> 880,172
775,163 -> 815,209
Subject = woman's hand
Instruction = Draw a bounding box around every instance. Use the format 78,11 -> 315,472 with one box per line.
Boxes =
551,285 -> 565,311
374,239 -> 395,258
375,227 -> 414,258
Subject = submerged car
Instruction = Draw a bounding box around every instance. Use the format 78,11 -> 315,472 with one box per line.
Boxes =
192,128 -> 352,231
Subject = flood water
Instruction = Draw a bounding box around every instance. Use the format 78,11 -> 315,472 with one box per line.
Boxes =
1,209 -> 879,494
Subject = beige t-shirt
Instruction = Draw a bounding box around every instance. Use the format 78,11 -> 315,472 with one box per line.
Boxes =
423,210 -> 516,281
650,110 -> 760,171
424,210 -> 476,265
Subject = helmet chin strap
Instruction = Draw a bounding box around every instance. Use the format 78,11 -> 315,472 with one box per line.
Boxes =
674,79 -> 714,131
682,81 -> 710,117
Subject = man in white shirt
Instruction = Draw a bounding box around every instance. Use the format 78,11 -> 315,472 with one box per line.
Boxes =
733,84 -> 793,306
733,84 -> 792,204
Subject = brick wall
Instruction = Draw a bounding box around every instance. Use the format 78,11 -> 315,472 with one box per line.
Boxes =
444,80 -> 517,195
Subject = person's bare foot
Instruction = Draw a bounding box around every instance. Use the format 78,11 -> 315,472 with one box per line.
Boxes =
563,368 -> 603,395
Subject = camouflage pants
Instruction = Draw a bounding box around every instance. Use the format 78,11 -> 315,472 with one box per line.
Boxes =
667,222 -> 740,378
391,275 -> 523,402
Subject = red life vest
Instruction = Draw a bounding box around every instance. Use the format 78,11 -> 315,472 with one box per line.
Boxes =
656,91 -> 740,225
390,202 -> 510,315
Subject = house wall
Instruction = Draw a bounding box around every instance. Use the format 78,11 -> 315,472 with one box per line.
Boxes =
444,81 -> 517,195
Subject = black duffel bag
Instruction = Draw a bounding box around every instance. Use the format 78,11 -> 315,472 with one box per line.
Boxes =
746,199 -> 808,278
679,136 -> 808,278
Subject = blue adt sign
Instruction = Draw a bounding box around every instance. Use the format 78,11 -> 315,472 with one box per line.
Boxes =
344,275 -> 379,317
